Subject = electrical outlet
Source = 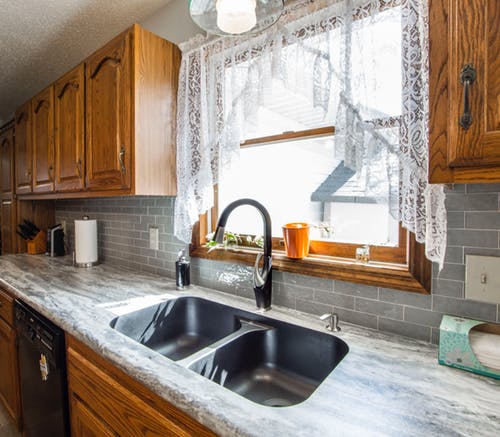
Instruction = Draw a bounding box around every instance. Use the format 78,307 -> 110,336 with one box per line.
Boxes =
465,255 -> 500,304
149,226 -> 159,251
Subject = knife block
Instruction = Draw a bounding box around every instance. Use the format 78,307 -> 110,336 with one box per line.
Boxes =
27,230 -> 47,255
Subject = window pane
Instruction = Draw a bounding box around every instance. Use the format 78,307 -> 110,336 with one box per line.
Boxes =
218,137 -> 400,247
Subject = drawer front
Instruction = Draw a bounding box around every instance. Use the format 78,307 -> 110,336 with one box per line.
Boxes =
0,288 -> 14,325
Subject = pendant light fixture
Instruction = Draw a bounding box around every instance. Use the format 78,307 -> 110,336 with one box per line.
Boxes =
189,0 -> 284,36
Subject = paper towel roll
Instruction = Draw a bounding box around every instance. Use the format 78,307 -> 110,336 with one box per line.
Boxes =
470,330 -> 500,371
75,218 -> 98,266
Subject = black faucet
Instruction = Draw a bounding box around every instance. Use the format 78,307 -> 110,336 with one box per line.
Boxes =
213,198 -> 272,311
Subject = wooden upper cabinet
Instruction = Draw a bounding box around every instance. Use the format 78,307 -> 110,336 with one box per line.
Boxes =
14,102 -> 32,194
14,24 -> 180,198
85,29 -> 132,191
54,64 -> 85,191
32,86 -> 55,193
0,126 -> 14,199
429,0 -> 500,183
85,24 -> 180,195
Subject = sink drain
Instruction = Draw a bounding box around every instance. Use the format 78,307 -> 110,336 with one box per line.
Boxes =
263,398 -> 292,407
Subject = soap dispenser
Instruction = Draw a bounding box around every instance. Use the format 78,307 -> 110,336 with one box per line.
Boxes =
176,249 -> 191,290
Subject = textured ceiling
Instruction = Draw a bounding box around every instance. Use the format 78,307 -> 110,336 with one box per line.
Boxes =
0,0 -> 172,125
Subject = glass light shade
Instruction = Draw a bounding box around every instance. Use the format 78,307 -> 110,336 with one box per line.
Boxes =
189,0 -> 284,37
216,0 -> 256,35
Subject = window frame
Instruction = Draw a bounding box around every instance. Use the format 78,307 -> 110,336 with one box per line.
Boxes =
190,127 -> 431,294
190,0 -> 431,294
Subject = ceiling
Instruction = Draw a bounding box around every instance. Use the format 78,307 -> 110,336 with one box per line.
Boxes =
0,0 -> 172,125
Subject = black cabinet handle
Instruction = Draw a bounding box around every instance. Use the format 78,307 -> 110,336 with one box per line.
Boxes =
118,146 -> 126,174
459,64 -> 476,130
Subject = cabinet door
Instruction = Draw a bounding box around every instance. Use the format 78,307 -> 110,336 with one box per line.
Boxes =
54,65 -> 85,192
1,200 -> 16,254
429,0 -> 500,182
69,393 -> 115,437
14,102 -> 32,194
0,318 -> 21,429
0,128 -> 14,199
447,0 -> 500,167
32,86 -> 55,193
85,30 -> 132,191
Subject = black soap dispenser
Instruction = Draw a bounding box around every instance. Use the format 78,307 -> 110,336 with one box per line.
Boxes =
176,249 -> 190,290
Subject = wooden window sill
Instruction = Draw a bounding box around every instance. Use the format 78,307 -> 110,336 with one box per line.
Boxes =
190,246 -> 431,294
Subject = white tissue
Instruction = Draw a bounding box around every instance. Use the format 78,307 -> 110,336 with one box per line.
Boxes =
469,330 -> 500,371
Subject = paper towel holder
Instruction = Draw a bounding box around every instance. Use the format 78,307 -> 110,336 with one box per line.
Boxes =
73,252 -> 99,268
74,215 -> 99,268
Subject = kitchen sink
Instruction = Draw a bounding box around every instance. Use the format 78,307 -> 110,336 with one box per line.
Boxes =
110,296 -> 349,406
110,296 -> 240,360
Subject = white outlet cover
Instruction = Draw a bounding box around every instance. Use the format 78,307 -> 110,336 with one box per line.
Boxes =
465,255 -> 500,304
149,226 -> 159,251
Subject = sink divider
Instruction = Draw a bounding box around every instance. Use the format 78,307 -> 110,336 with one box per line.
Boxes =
176,318 -> 274,368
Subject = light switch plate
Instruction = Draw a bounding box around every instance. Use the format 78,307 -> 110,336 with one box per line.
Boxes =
465,255 -> 500,304
149,226 -> 159,251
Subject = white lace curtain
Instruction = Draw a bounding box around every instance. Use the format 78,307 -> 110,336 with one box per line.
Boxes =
174,0 -> 447,268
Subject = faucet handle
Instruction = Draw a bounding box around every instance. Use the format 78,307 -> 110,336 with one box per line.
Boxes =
319,313 -> 341,332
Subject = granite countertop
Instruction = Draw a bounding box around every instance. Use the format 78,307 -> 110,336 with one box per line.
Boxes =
0,255 -> 499,436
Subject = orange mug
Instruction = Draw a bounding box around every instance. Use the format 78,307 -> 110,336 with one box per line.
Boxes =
282,223 -> 310,259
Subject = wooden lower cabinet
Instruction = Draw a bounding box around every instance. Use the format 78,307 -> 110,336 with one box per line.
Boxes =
0,288 -> 22,430
66,335 -> 217,437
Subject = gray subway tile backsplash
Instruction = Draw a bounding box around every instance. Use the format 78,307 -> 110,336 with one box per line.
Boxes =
445,193 -> 499,211
378,288 -> 431,309
354,298 -> 404,320
378,318 -> 431,342
447,229 -> 498,248
55,184 -> 500,344
333,281 -> 379,299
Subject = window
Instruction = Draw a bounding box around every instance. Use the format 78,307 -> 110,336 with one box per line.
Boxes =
189,2 -> 432,294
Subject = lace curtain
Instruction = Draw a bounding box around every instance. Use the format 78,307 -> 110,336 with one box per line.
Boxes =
174,0 -> 447,268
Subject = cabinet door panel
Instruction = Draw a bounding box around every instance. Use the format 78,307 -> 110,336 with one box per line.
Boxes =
32,87 -> 55,193
0,128 -> 14,199
1,200 -> 16,254
54,65 -> 85,192
447,0 -> 500,167
85,31 -> 132,191
0,318 -> 21,428
70,394 -> 115,437
14,102 -> 32,194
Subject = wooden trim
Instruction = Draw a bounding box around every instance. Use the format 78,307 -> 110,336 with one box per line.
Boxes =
241,126 -> 334,148
16,189 -> 131,200
0,120 -> 14,134
190,245 -> 430,294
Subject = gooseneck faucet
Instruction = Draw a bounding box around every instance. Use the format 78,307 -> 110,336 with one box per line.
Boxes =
213,198 -> 272,311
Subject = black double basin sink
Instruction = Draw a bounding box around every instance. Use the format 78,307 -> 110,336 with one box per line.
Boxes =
110,296 -> 348,407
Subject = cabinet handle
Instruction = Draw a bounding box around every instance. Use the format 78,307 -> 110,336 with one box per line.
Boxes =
459,64 -> 476,130
118,146 -> 126,174
76,159 -> 82,178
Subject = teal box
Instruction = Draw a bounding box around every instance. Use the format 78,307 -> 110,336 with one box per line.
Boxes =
438,315 -> 500,380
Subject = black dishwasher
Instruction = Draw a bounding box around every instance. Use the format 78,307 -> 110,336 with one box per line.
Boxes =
14,300 -> 70,437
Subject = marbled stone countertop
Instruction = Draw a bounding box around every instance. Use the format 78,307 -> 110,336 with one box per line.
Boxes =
0,255 -> 498,436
